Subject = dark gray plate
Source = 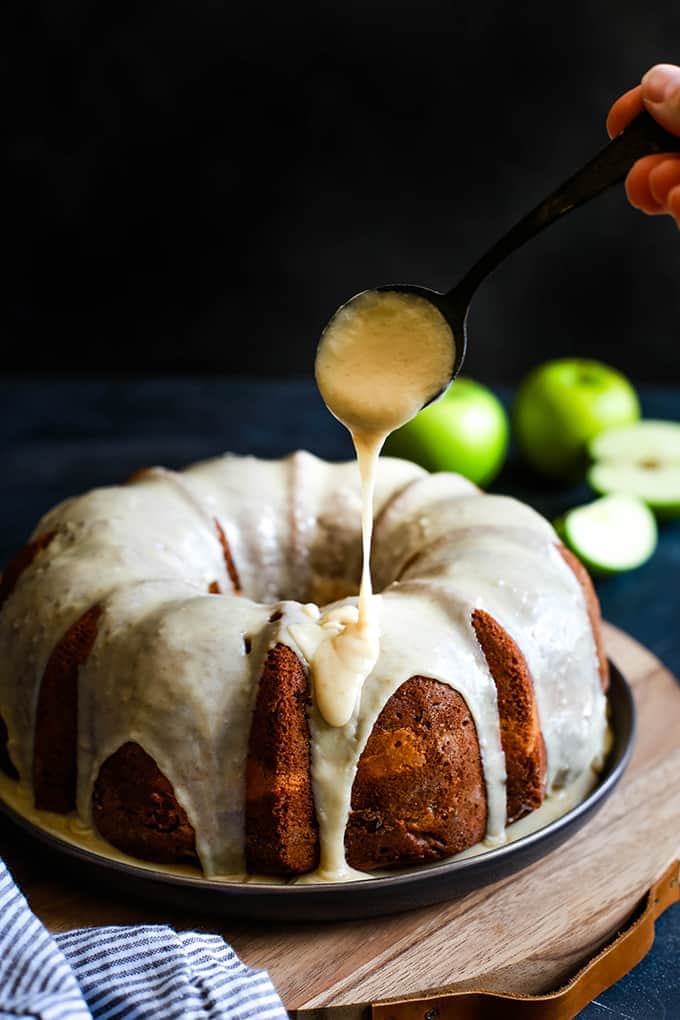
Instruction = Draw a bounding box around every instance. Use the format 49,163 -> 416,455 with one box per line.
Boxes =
0,661 -> 634,922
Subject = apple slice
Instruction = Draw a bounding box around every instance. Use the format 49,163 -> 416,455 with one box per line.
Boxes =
554,493 -> 657,575
587,420 -> 680,519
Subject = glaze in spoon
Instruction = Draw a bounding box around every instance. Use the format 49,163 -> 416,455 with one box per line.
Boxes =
326,109 -> 680,399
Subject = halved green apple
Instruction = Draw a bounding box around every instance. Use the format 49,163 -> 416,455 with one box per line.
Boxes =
587,420 -> 680,519
554,493 -> 657,575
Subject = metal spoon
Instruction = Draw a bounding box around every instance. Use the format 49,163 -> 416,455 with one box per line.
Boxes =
373,109 -> 680,393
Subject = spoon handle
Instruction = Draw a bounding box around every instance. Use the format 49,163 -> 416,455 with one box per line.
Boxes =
449,110 -> 680,308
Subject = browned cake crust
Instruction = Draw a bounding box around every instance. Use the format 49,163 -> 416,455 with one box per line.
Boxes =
92,741 -> 198,864
345,676 -> 487,871
197,522 -> 242,595
0,531 -> 56,610
214,519 -> 241,593
557,544 -> 609,692
0,531 -> 58,781
33,604 -> 103,812
245,643 -> 319,875
124,466 -> 154,485
472,609 -> 546,823
0,714 -> 19,780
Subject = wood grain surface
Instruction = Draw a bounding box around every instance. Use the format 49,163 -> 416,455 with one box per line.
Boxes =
1,623 -> 678,1012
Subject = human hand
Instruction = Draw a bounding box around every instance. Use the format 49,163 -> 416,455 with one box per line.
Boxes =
607,63 -> 680,226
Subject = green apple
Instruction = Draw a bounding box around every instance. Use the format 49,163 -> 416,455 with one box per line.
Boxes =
553,493 -> 657,575
588,420 -> 680,519
383,377 -> 509,486
512,358 -> 640,480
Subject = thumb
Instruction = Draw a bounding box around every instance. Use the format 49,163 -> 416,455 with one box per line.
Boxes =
641,63 -> 680,135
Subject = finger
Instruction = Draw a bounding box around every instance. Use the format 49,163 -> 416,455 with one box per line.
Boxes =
666,183 -> 680,227
607,86 -> 644,138
641,64 -> 680,136
648,156 -> 680,207
625,155 -> 670,214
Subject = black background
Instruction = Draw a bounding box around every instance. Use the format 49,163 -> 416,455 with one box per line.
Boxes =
4,2 -> 680,384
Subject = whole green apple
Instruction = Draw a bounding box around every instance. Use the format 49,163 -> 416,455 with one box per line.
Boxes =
384,377 -> 509,486
512,358 -> 640,480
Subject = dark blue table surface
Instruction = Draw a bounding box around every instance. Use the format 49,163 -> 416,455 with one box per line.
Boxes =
1,377 -> 678,1018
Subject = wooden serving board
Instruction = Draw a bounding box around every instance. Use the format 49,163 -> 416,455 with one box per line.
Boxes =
1,623 -> 678,1014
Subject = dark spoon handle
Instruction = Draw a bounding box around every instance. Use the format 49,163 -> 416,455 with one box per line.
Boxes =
448,110 -> 680,310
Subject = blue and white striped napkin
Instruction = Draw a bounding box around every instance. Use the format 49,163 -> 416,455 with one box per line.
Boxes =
0,858 -> 288,1019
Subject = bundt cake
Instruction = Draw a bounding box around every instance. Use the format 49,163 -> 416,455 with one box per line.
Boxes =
0,452 -> 609,880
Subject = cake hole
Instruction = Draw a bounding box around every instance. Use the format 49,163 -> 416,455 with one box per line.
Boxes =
243,635 -> 252,654
269,610 -> 283,623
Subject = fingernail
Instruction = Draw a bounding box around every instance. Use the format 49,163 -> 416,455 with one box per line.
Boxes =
641,64 -> 680,103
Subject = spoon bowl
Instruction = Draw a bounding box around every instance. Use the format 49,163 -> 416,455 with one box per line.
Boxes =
374,282 -> 467,406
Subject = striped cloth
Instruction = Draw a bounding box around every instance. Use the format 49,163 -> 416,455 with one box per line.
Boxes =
0,858 -> 288,1020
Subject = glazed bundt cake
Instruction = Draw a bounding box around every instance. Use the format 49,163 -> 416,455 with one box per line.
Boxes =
0,452 -> 609,880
